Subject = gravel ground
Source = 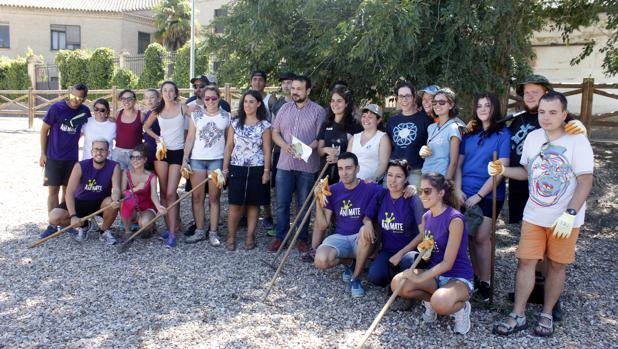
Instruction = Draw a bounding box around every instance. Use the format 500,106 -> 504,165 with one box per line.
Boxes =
0,117 -> 616,348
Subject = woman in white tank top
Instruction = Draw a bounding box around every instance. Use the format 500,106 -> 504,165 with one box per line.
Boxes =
348,105 -> 392,182
143,81 -> 190,248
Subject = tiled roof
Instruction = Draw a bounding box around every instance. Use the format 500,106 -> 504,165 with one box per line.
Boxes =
0,0 -> 160,12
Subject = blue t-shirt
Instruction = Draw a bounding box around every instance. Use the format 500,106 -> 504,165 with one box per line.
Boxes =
325,181 -> 383,236
365,188 -> 424,253
43,101 -> 92,161
460,128 -> 511,200
421,119 -> 462,176
386,111 -> 432,169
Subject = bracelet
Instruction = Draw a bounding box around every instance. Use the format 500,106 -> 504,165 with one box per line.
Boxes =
264,168 -> 271,172
476,193 -> 485,199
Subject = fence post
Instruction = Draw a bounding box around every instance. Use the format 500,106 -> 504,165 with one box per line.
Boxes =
224,83 -> 231,103
580,77 -> 594,137
112,85 -> 118,117
28,87 -> 34,129
27,56 -> 41,90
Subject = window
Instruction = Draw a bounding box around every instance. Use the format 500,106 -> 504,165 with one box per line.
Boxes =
138,32 -> 151,54
0,24 -> 9,48
214,9 -> 227,34
51,25 -> 80,50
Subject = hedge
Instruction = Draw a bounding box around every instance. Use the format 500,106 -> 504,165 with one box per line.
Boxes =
172,42 -> 209,85
138,43 -> 166,88
56,50 -> 90,89
87,48 -> 115,89
112,68 -> 138,89
0,54 -> 31,90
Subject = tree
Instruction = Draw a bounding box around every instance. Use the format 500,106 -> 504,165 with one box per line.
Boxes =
154,0 -> 193,51
112,68 -> 138,89
87,48 -> 115,89
138,43 -> 167,88
172,41 -> 210,86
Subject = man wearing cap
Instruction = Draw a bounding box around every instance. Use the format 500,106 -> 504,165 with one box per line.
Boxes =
386,81 -> 433,186
250,70 -> 275,119
186,75 -> 210,105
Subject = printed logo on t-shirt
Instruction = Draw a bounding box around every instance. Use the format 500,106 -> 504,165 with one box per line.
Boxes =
199,121 -> 225,148
528,144 -> 572,207
84,178 -> 103,192
339,200 -> 360,217
59,123 -> 78,134
512,123 -> 536,156
381,212 -> 404,232
393,122 -> 417,147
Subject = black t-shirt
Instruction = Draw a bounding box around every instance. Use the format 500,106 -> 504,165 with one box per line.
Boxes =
508,112 -> 539,167
318,120 -> 362,151
386,111 -> 433,169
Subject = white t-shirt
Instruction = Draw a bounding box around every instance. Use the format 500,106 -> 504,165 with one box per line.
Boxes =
81,117 -> 116,160
190,106 -> 231,160
520,128 -> 594,228
351,130 -> 386,180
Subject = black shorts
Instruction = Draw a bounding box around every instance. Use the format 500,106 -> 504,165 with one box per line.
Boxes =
228,165 -> 270,206
156,149 -> 184,166
478,198 -> 505,218
44,159 -> 76,187
58,198 -> 105,218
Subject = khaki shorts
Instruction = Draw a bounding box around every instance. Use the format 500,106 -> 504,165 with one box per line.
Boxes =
517,220 -> 580,264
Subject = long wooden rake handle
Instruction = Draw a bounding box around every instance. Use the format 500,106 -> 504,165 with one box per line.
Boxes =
489,151 -> 498,304
357,249 -> 430,348
117,176 -> 211,252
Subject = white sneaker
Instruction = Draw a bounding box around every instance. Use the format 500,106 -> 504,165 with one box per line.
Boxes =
452,301 -> 471,334
75,227 -> 87,242
186,229 -> 206,244
208,231 -> 221,247
422,300 -> 437,323
99,230 -> 117,245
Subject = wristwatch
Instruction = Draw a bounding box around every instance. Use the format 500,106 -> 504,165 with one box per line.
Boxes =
566,208 -> 577,215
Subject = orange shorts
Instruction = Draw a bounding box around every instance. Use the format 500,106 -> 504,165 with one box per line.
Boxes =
516,220 -> 580,264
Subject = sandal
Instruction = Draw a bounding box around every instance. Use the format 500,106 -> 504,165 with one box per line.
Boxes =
226,238 -> 236,251
492,312 -> 527,336
533,312 -> 554,337
244,234 -> 256,250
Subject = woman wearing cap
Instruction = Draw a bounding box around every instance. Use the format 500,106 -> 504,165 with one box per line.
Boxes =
420,85 -> 440,123
455,92 -> 511,302
348,104 -> 391,182
420,88 -> 465,180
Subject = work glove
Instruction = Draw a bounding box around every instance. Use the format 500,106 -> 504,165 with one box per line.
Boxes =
181,164 -> 193,179
551,211 -> 576,239
487,160 -> 505,177
155,137 -> 167,161
316,177 -> 332,207
419,145 -> 432,158
565,119 -> 587,136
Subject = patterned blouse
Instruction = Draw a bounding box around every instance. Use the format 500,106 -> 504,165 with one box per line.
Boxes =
231,118 -> 271,167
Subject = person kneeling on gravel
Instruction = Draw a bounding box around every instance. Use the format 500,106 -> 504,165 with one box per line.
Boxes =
489,92 -> 593,337
45,139 -> 122,245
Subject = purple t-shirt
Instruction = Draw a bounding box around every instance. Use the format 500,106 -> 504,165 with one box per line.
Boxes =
423,207 -> 473,280
365,188 -> 424,253
74,159 -> 117,201
325,180 -> 382,236
43,101 -> 92,161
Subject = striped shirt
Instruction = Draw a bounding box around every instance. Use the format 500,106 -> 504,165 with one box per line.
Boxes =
273,100 -> 326,173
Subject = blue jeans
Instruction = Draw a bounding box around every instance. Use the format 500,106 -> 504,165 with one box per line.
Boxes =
275,169 -> 315,242
368,250 -> 418,287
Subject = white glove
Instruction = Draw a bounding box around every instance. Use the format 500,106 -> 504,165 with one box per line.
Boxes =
551,211 -> 576,239
419,145 -> 432,158
487,160 -> 505,177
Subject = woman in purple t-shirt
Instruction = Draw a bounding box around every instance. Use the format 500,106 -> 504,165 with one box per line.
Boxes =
391,172 -> 473,335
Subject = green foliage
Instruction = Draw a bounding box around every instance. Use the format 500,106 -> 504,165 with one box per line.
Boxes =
138,43 -> 167,88
172,42 -> 210,85
0,55 -> 30,89
87,48 -> 115,89
154,0 -> 193,51
56,50 -> 90,89
112,68 -> 138,89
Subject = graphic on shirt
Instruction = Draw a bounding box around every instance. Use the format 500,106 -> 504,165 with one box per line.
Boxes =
392,122 -> 417,146
512,123 -> 536,156
59,123 -> 78,134
381,212 -> 404,232
528,144 -> 572,207
339,200 -> 360,217
84,178 -> 103,192
199,121 -> 224,148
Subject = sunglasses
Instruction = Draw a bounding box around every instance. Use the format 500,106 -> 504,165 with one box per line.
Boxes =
121,97 -> 135,102
69,93 -> 84,103
432,100 -> 449,106
94,108 -> 107,113
419,187 -> 434,196
203,96 -> 219,102
193,84 -> 207,89
129,155 -> 144,160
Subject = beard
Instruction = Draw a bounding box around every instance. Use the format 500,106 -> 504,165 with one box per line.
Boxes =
524,103 -> 538,114
93,158 -> 106,165
292,94 -> 307,103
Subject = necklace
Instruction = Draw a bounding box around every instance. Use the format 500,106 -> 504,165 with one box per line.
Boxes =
427,118 -> 455,144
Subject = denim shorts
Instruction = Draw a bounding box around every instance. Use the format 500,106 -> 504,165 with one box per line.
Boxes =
321,233 -> 359,259
190,158 -> 223,172
437,275 -> 474,293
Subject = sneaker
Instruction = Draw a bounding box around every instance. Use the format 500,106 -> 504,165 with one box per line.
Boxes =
350,278 -> 365,298
297,240 -> 310,253
166,234 -> 177,249
99,230 -> 117,245
342,264 -> 353,283
422,300 -> 437,323
452,301 -> 471,334
66,227 -> 78,240
208,231 -> 221,247
185,222 -> 197,236
159,229 -> 170,241
266,228 -> 276,237
86,219 -> 99,234
39,225 -> 57,239
75,227 -> 88,242
477,281 -> 490,302
262,216 -> 274,230
301,248 -> 317,263
267,239 -> 282,253
131,223 -> 140,231
185,229 -> 206,244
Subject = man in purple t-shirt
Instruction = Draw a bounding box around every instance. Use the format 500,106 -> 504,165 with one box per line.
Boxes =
313,152 -> 383,297
40,83 -> 92,218
46,139 -> 121,245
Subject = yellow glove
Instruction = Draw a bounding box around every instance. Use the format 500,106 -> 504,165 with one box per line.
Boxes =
419,145 -> 432,158
464,119 -> 478,135
417,232 -> 435,261
551,211 -> 576,239
181,164 -> 193,179
565,119 -> 587,136
316,177 -> 332,207
210,168 -> 226,190
155,137 -> 167,161
487,160 -> 505,177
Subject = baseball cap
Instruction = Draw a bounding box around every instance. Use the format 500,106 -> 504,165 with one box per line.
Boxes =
516,74 -> 553,97
251,70 -> 267,80
190,75 -> 210,85
278,72 -> 296,81
361,104 -> 384,118
419,85 -> 440,96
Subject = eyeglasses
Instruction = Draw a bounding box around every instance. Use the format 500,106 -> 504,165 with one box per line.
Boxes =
69,93 -> 84,103
121,97 -> 135,102
129,155 -> 144,160
432,100 -> 449,106
93,148 -> 108,153
203,96 -> 219,102
94,108 -> 107,113
398,94 -> 413,100
419,187 -> 434,196
193,84 -> 207,89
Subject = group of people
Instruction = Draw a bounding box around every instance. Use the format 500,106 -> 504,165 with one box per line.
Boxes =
38,72 -> 593,337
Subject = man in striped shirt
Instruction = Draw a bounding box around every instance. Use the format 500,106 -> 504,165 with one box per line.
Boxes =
270,75 -> 326,253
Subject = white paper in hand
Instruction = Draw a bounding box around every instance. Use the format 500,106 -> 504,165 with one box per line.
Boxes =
291,136 -> 312,162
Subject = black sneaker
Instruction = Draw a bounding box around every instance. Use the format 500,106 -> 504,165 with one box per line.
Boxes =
184,222 -> 197,236
478,281 -> 490,302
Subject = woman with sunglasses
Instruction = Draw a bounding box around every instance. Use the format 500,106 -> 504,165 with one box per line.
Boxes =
82,98 -> 116,160
391,172 -> 473,335
182,85 -> 230,246
112,89 -> 143,170
362,159 -> 424,288
455,92 -> 511,301
119,144 -> 166,239
420,88 -> 465,180
144,81 -> 189,248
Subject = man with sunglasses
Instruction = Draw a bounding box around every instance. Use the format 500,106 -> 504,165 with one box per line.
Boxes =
186,75 -> 231,112
40,83 -> 92,239
488,91 -> 593,337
